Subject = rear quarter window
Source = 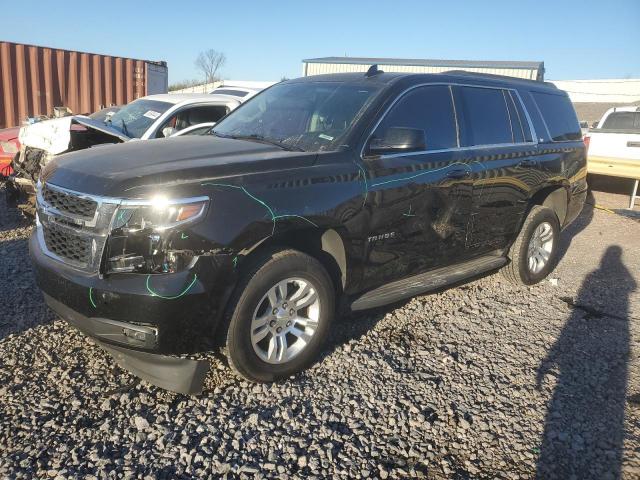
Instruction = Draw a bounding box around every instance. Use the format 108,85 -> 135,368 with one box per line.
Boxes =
531,91 -> 581,141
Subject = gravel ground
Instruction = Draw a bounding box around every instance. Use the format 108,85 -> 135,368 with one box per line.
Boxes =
0,186 -> 639,479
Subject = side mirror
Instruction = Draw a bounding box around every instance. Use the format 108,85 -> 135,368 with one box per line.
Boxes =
162,126 -> 177,138
367,127 -> 426,155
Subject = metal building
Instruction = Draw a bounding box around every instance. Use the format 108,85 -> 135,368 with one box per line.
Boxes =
302,57 -> 544,81
0,41 -> 168,129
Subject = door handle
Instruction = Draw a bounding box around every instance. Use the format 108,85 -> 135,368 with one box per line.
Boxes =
518,159 -> 538,168
627,141 -> 640,148
446,168 -> 470,179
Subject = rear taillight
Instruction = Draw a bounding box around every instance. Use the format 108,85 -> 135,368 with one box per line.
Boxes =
583,135 -> 590,154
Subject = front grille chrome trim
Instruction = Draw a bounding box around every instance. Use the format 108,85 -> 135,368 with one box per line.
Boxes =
35,181 -> 210,273
36,181 -> 120,273
41,183 -> 98,220
36,181 -> 121,229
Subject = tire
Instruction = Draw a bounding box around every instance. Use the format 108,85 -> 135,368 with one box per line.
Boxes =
222,248 -> 335,382
502,205 -> 560,285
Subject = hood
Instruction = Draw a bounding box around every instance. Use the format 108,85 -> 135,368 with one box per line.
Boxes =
41,135 -> 318,198
0,127 -> 20,142
73,116 -> 131,142
18,116 -> 128,155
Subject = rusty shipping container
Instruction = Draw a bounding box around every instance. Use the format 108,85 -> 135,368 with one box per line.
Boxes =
0,41 -> 168,128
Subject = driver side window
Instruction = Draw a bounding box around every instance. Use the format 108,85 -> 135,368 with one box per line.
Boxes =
374,85 -> 458,152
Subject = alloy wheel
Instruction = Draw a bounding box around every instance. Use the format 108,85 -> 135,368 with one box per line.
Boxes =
250,277 -> 321,364
527,221 -> 554,274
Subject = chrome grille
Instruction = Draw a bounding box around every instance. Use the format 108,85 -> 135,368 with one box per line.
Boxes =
42,184 -> 97,218
42,221 -> 92,265
36,181 -> 120,272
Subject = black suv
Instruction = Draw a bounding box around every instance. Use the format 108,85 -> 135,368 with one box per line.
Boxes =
30,70 -> 587,393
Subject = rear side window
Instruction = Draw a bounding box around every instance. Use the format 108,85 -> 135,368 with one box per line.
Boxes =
601,111 -> 640,130
374,85 -> 458,151
531,91 -> 581,141
454,86 -> 513,146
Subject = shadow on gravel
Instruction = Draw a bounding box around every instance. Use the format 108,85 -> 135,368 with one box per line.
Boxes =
323,300 -> 409,358
536,245 -> 635,479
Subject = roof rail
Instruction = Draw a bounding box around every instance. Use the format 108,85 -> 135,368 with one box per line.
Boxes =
443,69 -> 553,86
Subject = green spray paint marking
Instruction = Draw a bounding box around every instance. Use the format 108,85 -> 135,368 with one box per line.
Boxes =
232,256 -> 238,268
402,205 -> 416,217
272,214 -> 318,227
180,232 -> 189,239
369,161 -> 469,188
146,274 -> 198,300
357,164 -> 368,207
89,287 -> 97,309
202,182 -> 317,233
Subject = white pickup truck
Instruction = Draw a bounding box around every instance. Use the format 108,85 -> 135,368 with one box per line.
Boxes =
586,106 -> 640,208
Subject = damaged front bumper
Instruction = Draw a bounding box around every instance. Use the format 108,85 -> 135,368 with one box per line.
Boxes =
5,175 -> 36,213
43,295 -> 210,394
29,232 -> 237,394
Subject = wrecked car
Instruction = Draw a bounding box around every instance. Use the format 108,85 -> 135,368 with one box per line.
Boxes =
7,93 -> 243,213
0,126 -> 20,178
30,70 -> 586,394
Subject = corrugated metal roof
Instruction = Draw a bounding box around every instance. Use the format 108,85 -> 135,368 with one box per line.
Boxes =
303,56 -> 543,70
1,40 -> 166,65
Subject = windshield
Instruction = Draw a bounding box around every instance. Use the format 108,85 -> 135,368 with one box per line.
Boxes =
106,99 -> 173,138
89,106 -> 120,122
212,81 -> 382,152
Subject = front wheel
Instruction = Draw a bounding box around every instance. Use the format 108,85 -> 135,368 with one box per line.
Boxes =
223,249 -> 335,382
502,205 -> 560,285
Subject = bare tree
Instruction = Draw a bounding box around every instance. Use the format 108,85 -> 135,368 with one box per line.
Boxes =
195,50 -> 226,85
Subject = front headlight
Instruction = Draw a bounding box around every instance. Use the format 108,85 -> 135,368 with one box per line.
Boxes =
105,196 -> 209,274
113,196 -> 208,232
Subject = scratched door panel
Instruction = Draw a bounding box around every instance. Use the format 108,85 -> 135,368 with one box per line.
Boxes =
464,145 -> 539,251
451,85 -> 540,252
361,149 -> 473,290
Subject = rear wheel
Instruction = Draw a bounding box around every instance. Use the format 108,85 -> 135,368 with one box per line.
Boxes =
223,249 -> 334,382
502,205 -> 560,285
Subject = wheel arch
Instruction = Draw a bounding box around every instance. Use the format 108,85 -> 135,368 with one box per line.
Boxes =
528,184 -> 569,226
238,227 -> 348,296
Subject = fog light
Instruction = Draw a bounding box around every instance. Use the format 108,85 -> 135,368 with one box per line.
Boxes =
123,327 -> 157,344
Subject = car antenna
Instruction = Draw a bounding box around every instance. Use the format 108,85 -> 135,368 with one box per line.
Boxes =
365,64 -> 383,77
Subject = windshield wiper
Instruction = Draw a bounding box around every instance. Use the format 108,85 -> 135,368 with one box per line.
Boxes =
120,119 -> 131,137
211,131 -> 234,139
212,132 -> 304,152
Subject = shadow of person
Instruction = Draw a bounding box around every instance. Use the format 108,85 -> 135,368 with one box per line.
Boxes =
536,246 -> 636,479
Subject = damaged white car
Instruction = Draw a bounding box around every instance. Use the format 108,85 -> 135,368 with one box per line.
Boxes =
7,93 -> 246,213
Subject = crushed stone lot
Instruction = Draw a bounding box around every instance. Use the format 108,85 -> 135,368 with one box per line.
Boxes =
0,188 -> 639,479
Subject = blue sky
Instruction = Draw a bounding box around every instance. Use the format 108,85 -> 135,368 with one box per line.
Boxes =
5,0 -> 639,83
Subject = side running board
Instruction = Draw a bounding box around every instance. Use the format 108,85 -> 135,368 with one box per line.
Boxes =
350,255 -> 507,311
